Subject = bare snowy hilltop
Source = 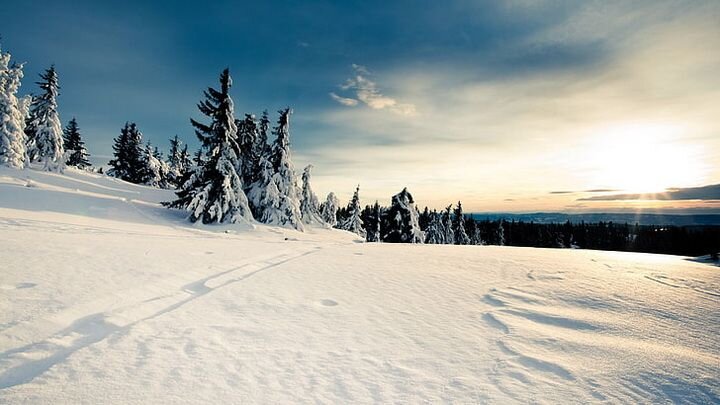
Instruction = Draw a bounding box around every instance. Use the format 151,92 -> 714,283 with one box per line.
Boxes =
1,166 -> 719,403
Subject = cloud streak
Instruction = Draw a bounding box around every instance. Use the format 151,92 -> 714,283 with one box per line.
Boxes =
579,184 -> 720,201
330,64 -> 417,116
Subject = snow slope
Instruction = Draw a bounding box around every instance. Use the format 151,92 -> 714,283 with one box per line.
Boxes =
1,166 -> 718,403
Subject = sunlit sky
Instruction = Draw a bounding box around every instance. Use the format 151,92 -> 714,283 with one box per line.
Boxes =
4,1 -> 719,213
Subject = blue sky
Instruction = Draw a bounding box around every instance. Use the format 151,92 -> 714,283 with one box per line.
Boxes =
4,1 -> 720,212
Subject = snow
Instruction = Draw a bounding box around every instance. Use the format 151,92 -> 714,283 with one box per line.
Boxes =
1,166 -> 719,403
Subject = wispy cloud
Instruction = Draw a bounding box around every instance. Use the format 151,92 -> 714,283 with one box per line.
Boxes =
329,92 -> 358,106
330,64 -> 417,116
579,184 -> 720,201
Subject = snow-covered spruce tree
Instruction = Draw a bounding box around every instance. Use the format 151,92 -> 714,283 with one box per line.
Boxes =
442,205 -> 454,245
107,122 -> 145,183
321,192 -> 339,227
165,68 -> 252,224
0,48 -> 29,169
300,164 -> 324,225
496,220 -> 505,246
248,108 -> 303,230
366,200 -> 382,242
340,185 -> 365,237
236,113 -> 258,187
383,187 -> 423,243
424,210 -> 444,244
167,135 -> 182,180
247,154 -> 281,220
255,110 -> 271,162
25,66 -> 64,172
453,201 -> 470,245
142,143 -> 171,188
62,118 -> 90,169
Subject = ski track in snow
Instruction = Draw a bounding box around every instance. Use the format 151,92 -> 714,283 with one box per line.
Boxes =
0,247 -> 321,389
1,166 -> 719,403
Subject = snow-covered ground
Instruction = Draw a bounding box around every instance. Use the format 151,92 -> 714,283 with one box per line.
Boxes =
1,166 -> 718,404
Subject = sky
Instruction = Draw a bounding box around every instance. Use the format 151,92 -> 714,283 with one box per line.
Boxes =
3,0 -> 720,213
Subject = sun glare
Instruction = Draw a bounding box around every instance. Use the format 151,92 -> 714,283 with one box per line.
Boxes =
588,123 -> 705,193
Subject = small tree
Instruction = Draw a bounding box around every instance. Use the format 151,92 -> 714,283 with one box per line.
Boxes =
142,143 -> 171,188
442,205 -> 454,244
424,210 -> 444,244
26,65 -> 64,172
108,122 -> 145,183
300,164 -> 324,225
63,118 -> 90,168
340,185 -> 365,237
383,187 -> 423,243
453,201 -> 470,245
321,192 -> 339,227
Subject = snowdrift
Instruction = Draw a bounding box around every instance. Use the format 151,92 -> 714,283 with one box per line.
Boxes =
1,166 -> 718,403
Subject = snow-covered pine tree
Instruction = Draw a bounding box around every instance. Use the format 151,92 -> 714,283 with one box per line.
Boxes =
165,69 -> 252,224
25,65 -> 64,172
321,192 -> 339,226
166,135 -> 186,186
0,48 -> 29,169
253,108 -> 303,230
496,220 -> 505,246
424,210 -> 444,244
442,205 -> 454,245
180,144 -> 192,173
236,113 -> 258,188
300,164 -> 324,225
247,154 -> 280,220
142,143 -> 171,188
107,122 -> 145,183
340,185 -> 365,237
62,118 -> 90,169
367,200 -> 382,242
383,187 -> 423,243
255,110 -> 271,160
453,201 -> 470,245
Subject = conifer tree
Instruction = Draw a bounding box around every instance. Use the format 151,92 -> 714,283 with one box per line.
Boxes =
236,113 -> 258,187
248,108 -> 303,230
321,192 -> 339,227
442,205 -> 454,244
300,164 -> 324,225
255,110 -> 271,162
340,185 -> 365,237
383,187 -> 423,243
0,48 -> 30,169
62,118 -> 90,168
367,200 -> 382,242
453,201 -> 470,245
166,69 -> 252,224
142,143 -> 171,188
25,65 -> 64,172
108,122 -> 145,183
496,220 -> 505,246
166,135 -> 186,185
424,210 -> 444,244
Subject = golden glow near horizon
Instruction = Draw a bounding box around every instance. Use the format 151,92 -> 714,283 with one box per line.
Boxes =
587,123 -> 706,194
306,2 -> 720,213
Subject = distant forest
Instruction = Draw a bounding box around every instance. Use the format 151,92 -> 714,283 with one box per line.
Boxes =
337,203 -> 720,258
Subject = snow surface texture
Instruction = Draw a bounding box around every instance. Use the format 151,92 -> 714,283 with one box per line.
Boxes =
0,166 -> 719,404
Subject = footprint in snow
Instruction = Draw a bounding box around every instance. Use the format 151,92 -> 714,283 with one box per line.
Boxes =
320,299 -> 339,307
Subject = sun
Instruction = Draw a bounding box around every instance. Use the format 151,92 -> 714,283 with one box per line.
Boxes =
588,123 -> 705,193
